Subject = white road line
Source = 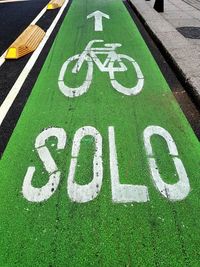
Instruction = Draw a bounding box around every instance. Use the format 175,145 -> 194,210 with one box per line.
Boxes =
0,52 -> 6,67
30,6 -> 46,25
0,0 -> 31,3
0,0 -> 69,126
0,5 -> 47,68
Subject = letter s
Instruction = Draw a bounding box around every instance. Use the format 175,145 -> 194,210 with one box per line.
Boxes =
22,127 -> 66,202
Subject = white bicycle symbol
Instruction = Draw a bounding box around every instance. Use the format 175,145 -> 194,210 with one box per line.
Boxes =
58,40 -> 144,98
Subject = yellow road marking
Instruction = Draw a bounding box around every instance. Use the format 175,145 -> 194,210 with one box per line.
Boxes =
47,0 -> 65,10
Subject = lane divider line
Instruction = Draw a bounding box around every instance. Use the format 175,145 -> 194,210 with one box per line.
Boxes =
0,0 -> 69,126
0,51 -> 7,68
0,0 -> 31,3
0,5 -> 46,67
30,5 -> 47,26
6,25 -> 45,59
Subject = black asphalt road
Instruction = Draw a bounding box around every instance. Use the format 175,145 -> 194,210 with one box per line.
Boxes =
0,0 -> 49,55
0,0 -> 72,157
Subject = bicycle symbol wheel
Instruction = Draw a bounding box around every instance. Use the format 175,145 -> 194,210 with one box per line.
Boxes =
58,54 -> 93,98
109,54 -> 144,96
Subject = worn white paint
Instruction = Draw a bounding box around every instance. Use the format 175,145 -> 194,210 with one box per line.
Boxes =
22,127 -> 66,202
109,127 -> 149,203
143,125 -> 190,201
87,10 -> 110,32
0,0 -> 69,126
58,55 -> 93,98
0,0 -> 30,3
58,40 -> 144,98
22,125 -> 191,203
67,126 -> 103,203
0,51 -> 6,68
109,54 -> 144,95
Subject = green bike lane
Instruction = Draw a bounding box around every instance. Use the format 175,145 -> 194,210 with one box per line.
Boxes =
1,0 -> 200,266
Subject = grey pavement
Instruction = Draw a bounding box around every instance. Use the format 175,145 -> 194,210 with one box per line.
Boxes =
129,0 -> 200,105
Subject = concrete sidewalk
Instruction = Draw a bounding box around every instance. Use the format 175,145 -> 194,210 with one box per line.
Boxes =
129,0 -> 200,105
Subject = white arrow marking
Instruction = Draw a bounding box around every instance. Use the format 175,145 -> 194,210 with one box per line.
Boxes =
87,10 -> 110,32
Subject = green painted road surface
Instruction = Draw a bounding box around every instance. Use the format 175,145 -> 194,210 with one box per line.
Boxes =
1,0 -> 200,266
